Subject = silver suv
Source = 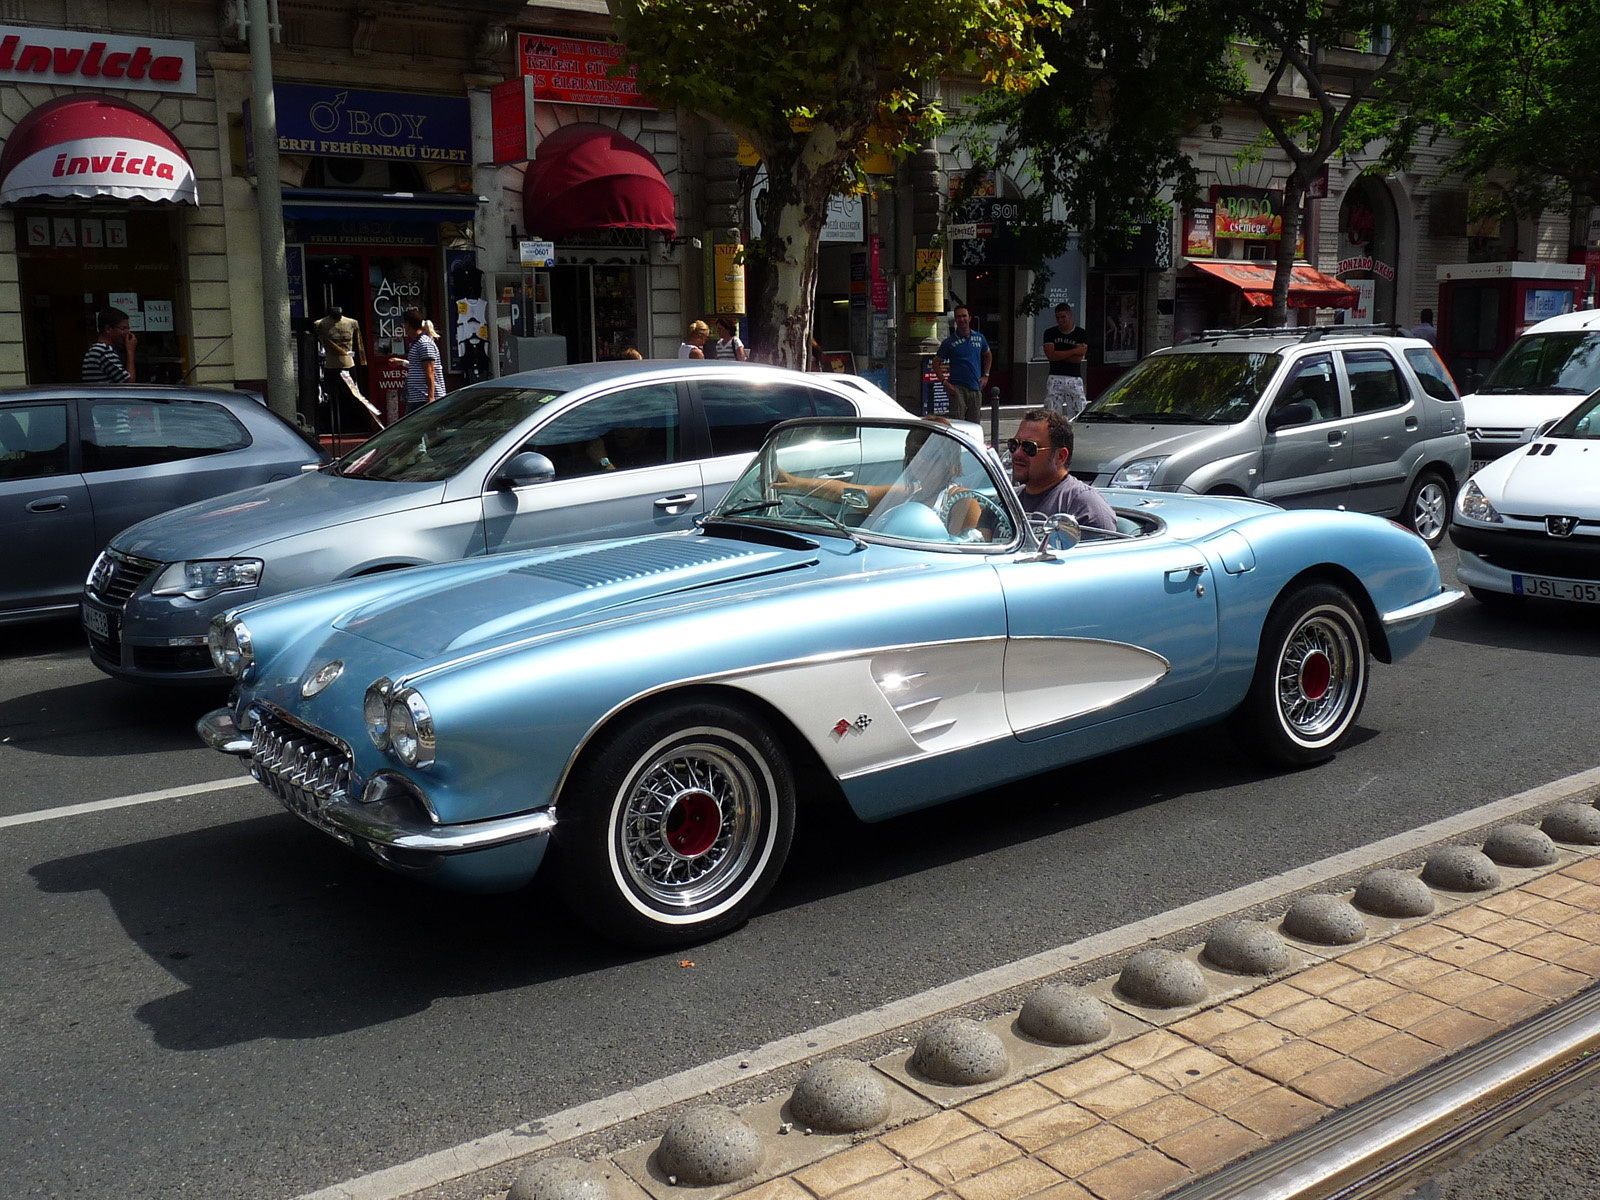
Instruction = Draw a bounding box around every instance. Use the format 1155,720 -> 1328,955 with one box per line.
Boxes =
1070,327 -> 1471,547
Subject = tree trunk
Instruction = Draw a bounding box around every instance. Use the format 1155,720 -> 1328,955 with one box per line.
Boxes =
1270,172 -> 1308,326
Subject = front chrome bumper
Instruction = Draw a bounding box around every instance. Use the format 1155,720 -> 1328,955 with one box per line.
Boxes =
197,707 -> 557,856
1381,587 -> 1464,628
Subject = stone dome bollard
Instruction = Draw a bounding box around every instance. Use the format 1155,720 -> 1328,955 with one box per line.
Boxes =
1115,948 -> 1208,1008
909,1018 -> 1008,1086
1353,868 -> 1435,917
1017,985 -> 1112,1046
789,1060 -> 890,1132
1282,894 -> 1368,945
1542,803 -> 1600,846
509,1159 -> 614,1200
1422,846 -> 1502,892
656,1106 -> 764,1186
1201,920 -> 1291,975
1482,824 -> 1559,867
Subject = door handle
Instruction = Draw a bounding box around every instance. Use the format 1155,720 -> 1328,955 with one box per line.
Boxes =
654,492 -> 698,512
1327,429 -> 1346,444
1165,563 -> 1207,580
1404,417 -> 1419,431
26,495 -> 69,513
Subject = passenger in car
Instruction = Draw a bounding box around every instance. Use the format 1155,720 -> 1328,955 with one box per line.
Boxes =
1009,409 -> 1116,532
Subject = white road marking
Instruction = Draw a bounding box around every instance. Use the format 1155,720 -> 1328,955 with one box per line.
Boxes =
296,764 -> 1600,1200
0,776 -> 255,830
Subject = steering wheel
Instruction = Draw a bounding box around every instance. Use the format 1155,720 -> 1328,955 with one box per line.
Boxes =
937,487 -> 1012,541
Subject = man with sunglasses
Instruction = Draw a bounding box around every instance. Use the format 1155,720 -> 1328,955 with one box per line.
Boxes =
1009,408 -> 1115,532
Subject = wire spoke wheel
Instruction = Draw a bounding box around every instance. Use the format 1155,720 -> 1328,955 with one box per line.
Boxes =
1274,612 -> 1359,741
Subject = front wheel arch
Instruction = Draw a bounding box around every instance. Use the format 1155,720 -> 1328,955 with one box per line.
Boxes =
1272,565 -> 1390,663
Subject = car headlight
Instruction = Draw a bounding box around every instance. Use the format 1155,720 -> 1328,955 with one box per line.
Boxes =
386,687 -> 435,769
1110,456 -> 1168,488
364,678 -> 395,750
1458,480 -> 1503,524
151,559 -> 264,601
206,616 -> 254,678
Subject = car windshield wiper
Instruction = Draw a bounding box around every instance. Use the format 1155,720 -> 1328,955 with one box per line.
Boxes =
794,500 -> 867,551
1124,411 -> 1213,424
714,498 -> 782,518
1077,410 -> 1133,422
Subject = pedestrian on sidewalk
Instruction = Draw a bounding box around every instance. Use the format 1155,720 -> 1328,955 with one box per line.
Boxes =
679,321 -> 710,359
82,307 -> 136,383
935,304 -> 992,423
714,316 -> 746,360
402,308 -> 446,416
1042,302 -> 1090,419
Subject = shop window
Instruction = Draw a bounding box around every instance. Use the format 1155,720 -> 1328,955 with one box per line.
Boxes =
81,400 -> 250,472
699,381 -> 818,457
0,404 -> 69,481
522,385 -> 680,478
1344,350 -> 1407,414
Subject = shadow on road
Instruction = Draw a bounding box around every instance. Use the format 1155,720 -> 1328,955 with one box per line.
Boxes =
0,674 -> 230,757
1428,593 -> 1600,658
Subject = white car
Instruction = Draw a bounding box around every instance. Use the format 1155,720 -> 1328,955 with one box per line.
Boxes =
1461,308 -> 1600,473
1454,388 -> 1600,605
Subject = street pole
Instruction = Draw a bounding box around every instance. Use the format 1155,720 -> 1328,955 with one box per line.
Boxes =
246,0 -> 295,423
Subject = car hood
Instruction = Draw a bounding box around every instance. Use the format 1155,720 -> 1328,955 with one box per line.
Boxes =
1069,421 -> 1227,475
1476,441 -> 1600,516
1461,392 -> 1586,431
112,471 -> 446,560
337,533 -> 821,660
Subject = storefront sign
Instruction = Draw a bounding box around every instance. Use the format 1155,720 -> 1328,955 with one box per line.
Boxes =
517,35 -> 653,110
1335,254 -> 1396,281
0,96 -> 199,206
0,25 -> 195,94
285,245 -> 305,320
285,219 -> 436,246
1525,288 -> 1575,323
519,239 -> 555,267
143,298 -> 173,332
950,197 -> 1026,266
914,247 -> 944,314
264,85 -> 470,163
821,195 -> 864,244
1212,187 -> 1283,240
714,242 -> 746,314
1184,206 -> 1215,257
490,77 -> 536,165
1349,279 -> 1376,323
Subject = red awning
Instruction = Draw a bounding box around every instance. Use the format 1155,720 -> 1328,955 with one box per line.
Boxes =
521,123 -> 676,239
0,94 -> 197,206
1190,261 -> 1358,309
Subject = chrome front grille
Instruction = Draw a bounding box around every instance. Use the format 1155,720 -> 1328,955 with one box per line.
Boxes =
87,549 -> 161,607
1466,426 -> 1527,444
249,707 -> 352,835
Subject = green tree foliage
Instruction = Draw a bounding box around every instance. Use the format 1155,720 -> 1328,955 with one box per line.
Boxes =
967,0 -> 1243,312
1400,0 -> 1600,219
605,0 -> 1063,366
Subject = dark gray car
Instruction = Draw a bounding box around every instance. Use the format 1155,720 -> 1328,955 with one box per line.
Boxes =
1069,327 -> 1471,547
1,385 -> 323,626
82,361 -> 906,684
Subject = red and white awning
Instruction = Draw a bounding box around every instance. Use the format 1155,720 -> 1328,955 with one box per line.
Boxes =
0,94 -> 197,206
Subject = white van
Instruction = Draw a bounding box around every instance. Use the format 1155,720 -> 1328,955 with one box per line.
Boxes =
1462,308 -> 1600,472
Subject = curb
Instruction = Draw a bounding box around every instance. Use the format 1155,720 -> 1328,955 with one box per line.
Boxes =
296,765 -> 1600,1200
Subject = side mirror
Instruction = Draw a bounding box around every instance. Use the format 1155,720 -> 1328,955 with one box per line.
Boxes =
1029,511 -> 1082,549
496,451 -> 556,488
1266,401 -> 1314,432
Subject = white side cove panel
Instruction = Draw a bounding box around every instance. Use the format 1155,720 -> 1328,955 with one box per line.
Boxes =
1002,637 -> 1170,735
730,639 -> 1009,778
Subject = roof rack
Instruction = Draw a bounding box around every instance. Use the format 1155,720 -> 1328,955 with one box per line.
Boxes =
1188,323 -> 1408,345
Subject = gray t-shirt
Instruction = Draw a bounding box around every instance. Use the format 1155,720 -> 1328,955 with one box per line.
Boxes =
1014,474 -> 1117,532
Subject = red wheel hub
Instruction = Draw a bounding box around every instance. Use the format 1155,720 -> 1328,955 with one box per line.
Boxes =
1299,650 -> 1332,701
665,791 -> 721,857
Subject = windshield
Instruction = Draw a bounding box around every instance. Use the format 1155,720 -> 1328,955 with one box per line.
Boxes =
1082,351 -> 1282,424
1478,332 -> 1600,396
711,422 -> 1016,547
334,386 -> 564,482
1547,391 -> 1600,439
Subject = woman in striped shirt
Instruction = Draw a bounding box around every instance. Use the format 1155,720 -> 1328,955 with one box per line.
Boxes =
402,308 -> 446,416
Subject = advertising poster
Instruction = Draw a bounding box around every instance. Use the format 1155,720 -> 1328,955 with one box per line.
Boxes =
914,248 -> 944,314
517,35 -> 652,110
1103,276 -> 1140,365
1183,207 -> 1215,258
920,356 -> 950,416
714,242 -> 746,314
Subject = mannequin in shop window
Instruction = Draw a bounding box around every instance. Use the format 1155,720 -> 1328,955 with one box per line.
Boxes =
315,306 -> 379,432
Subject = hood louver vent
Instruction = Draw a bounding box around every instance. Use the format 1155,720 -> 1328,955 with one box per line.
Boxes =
514,540 -> 765,589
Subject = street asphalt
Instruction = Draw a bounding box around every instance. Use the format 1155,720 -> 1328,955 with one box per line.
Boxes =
3,543 -> 1599,1199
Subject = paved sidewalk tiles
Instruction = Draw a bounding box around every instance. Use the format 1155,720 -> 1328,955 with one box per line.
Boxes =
568,838 -> 1600,1200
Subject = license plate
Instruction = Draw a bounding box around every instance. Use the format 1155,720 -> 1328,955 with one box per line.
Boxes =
1512,575 -> 1600,603
81,602 -> 116,640
1469,459 -> 1493,476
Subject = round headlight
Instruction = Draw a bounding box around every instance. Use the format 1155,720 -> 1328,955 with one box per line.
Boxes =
207,617 -> 253,677
386,687 -> 434,769
364,678 -> 394,749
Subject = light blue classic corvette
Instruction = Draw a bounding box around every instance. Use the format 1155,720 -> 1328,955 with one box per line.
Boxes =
200,416 -> 1459,946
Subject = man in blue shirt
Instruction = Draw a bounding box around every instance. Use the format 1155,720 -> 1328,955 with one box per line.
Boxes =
935,304 -> 992,423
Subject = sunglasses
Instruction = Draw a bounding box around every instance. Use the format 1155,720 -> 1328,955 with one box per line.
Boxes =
1007,438 -> 1050,456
